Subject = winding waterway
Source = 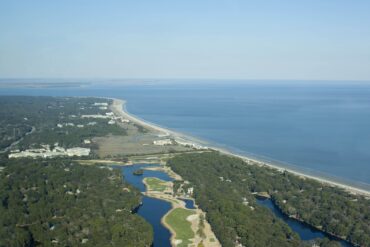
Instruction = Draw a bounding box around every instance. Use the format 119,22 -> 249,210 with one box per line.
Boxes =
116,163 -> 349,247
256,198 -> 352,246
118,164 -> 173,247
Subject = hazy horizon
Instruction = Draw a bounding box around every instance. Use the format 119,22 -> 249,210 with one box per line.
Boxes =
1,78 -> 370,85
1,0 -> 370,81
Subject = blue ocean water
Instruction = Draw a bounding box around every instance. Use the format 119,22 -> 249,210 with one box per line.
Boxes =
1,80 -> 370,189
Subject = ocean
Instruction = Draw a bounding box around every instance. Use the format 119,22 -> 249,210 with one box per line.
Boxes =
1,80 -> 370,190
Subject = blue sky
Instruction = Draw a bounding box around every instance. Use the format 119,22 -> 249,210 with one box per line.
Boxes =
0,0 -> 370,80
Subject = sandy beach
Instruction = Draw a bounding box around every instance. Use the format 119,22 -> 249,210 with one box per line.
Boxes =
111,98 -> 370,197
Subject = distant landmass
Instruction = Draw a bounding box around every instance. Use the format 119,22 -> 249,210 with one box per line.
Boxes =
0,81 -> 91,88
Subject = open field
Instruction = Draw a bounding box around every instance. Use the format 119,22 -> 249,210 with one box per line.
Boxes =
75,159 -> 131,165
93,134 -> 194,157
165,208 -> 195,247
90,100 -> 195,158
144,177 -> 168,192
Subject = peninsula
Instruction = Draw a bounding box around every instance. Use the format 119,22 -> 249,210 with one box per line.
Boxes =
0,96 -> 369,247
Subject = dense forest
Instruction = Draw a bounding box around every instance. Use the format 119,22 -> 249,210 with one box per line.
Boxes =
0,96 -> 126,151
0,96 -> 154,246
0,158 -> 153,246
168,152 -> 370,247
1,96 -> 368,247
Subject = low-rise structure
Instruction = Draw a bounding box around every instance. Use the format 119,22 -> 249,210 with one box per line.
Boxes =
153,139 -> 173,146
83,139 -> 91,144
176,140 -> 207,149
187,187 -> 194,195
93,102 -> 108,106
81,114 -> 110,119
9,146 -> 90,159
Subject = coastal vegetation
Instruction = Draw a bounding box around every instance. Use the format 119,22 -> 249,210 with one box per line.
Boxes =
168,152 -> 369,247
0,158 -> 153,246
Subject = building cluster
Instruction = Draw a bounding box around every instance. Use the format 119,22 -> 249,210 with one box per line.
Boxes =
9,144 -> 90,159
57,123 -> 75,128
153,139 -> 173,146
57,102 -> 130,128
175,140 -> 208,150
187,187 -> 194,195
81,114 -> 111,119
81,108 -> 130,124
93,102 -> 108,106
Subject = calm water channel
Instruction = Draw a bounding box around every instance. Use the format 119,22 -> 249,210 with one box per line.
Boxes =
181,199 -> 196,209
116,164 -> 352,247
119,164 -> 173,247
256,198 -> 352,246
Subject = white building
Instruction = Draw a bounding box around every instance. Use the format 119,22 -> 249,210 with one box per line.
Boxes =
187,187 -> 194,195
81,114 -> 109,119
94,102 -> 108,106
66,147 -> 90,157
9,147 -> 90,159
153,139 -> 173,146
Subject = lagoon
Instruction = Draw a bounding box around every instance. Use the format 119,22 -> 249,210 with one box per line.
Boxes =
256,198 -> 352,246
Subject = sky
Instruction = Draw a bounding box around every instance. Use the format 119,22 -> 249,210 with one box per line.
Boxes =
0,0 -> 370,80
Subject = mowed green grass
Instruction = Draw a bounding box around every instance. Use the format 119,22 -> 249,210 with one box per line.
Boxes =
165,208 -> 195,247
145,177 -> 167,191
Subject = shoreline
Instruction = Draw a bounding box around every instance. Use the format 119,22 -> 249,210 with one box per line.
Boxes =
110,98 -> 370,197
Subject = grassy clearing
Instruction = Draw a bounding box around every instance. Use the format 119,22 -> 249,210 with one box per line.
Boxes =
165,208 -> 195,247
145,177 -> 168,191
